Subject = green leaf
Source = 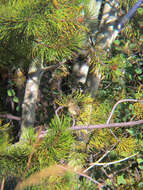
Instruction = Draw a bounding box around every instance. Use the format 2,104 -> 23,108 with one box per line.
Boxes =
7,89 -> 12,97
139,61 -> 143,65
128,74 -> 133,80
13,96 -> 19,103
137,158 -> 143,164
106,179 -> 112,186
114,40 -> 120,45
129,104 -> 133,110
138,75 -> 143,81
137,8 -> 143,14
139,165 -> 143,170
16,105 -> 20,112
126,128 -> 134,135
7,89 -> 15,97
117,175 -> 126,185
138,182 -> 143,188
135,68 -> 142,74
137,158 -> 143,170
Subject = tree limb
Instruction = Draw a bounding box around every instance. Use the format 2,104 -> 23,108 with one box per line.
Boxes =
0,114 -> 21,121
69,120 -> 143,131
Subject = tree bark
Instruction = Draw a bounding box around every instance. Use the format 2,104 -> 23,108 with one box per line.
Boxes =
20,58 -> 43,140
86,0 -> 142,97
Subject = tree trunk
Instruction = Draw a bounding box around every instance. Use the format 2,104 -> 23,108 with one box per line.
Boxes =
20,58 -> 43,140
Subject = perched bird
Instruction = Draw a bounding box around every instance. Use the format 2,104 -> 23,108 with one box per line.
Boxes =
68,100 -> 80,116
13,68 -> 26,89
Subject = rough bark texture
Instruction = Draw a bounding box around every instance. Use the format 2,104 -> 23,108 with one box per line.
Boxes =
95,0 -> 120,49
20,58 -> 43,140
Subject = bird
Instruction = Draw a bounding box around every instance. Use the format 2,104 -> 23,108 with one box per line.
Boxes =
68,99 -> 80,116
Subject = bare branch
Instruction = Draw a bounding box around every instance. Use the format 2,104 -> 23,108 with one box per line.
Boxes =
69,120 -> 143,131
118,0 -> 143,31
84,142 -> 119,173
107,99 -> 143,124
84,153 -> 138,169
0,114 -> 21,121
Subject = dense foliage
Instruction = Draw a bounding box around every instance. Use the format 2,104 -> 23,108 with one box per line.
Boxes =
0,0 -> 143,189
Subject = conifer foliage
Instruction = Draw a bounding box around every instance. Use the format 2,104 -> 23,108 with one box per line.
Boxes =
0,0 -> 87,62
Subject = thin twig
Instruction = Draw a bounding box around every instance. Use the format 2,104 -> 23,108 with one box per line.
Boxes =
76,171 -> 104,188
55,106 -> 64,127
107,99 -> 143,140
84,153 -> 138,170
107,99 -> 143,124
71,115 -> 76,128
42,59 -> 66,71
84,142 -> 119,173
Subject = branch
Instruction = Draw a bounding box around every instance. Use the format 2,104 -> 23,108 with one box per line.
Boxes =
0,114 -> 21,121
41,59 -> 66,71
69,120 -> 143,131
118,0 -> 143,31
84,153 -> 138,169
84,142 -> 119,173
107,99 -> 143,124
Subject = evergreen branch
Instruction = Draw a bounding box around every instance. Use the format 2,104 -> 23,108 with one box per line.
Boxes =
69,120 -> 143,131
26,127 -> 42,170
58,165 -> 104,188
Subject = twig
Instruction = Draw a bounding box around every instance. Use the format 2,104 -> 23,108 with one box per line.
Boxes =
55,106 -> 64,127
84,142 -> 119,173
84,153 -> 138,170
42,59 -> 66,72
107,99 -> 143,124
118,0 -> 143,31
0,114 -> 21,121
71,115 -> 76,128
76,171 -> 104,188
107,99 -> 143,140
